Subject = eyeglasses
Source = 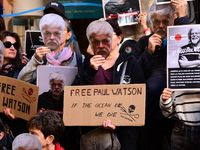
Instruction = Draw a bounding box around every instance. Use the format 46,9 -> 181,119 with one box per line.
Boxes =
50,82 -> 63,87
44,31 -> 61,37
3,41 -> 20,50
153,19 -> 170,26
91,39 -> 110,45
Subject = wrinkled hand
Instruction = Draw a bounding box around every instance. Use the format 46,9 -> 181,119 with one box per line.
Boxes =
171,0 -> 187,18
34,47 -> 51,62
102,119 -> 116,130
162,88 -> 173,101
148,34 -> 162,54
4,108 -> 15,120
138,12 -> 148,29
90,55 -> 106,70
21,53 -> 29,65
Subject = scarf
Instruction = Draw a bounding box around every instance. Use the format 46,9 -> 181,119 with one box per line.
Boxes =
1,63 -> 16,77
46,46 -> 73,66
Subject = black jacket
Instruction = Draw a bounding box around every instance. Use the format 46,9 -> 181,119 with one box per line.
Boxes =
73,52 -> 145,85
133,16 -> 190,119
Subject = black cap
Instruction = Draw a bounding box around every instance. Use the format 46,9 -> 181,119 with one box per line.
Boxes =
43,1 -> 67,19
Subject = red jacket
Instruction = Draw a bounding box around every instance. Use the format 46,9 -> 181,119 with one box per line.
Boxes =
55,142 -> 65,150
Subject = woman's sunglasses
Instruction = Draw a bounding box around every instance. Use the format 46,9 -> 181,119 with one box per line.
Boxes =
3,41 -> 20,50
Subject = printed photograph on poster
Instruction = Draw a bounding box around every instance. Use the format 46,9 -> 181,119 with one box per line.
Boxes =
36,65 -> 77,95
167,25 -> 200,90
24,30 -> 44,59
102,0 -> 141,26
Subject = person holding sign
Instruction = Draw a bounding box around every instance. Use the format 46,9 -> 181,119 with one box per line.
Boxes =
43,1 -> 81,54
73,20 -> 145,150
160,88 -> 200,150
133,1 -> 190,150
0,31 -> 29,137
18,14 -> 84,84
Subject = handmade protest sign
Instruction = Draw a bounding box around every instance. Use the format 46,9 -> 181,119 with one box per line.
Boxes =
0,76 -> 39,121
63,84 -> 146,126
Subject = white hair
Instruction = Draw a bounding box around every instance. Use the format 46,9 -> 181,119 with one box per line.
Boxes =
12,133 -> 42,150
49,72 -> 65,83
149,3 -> 174,32
86,20 -> 113,42
39,13 -> 65,40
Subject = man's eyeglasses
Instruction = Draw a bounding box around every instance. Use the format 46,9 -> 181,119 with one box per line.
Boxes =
91,39 -> 110,45
44,31 -> 61,37
153,19 -> 170,26
3,41 -> 20,50
50,82 -> 63,87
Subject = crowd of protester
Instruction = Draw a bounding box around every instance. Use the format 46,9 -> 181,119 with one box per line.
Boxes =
0,0 -> 198,150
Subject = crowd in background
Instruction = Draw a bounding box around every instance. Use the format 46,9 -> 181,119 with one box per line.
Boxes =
0,0 -> 199,150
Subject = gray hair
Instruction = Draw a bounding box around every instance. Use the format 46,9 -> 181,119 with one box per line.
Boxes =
12,133 -> 42,150
0,40 -> 4,54
49,72 -> 65,83
39,13 -> 65,39
149,3 -> 174,31
86,20 -> 113,42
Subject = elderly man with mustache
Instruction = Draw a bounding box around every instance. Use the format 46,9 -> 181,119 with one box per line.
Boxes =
178,28 -> 200,68
18,13 -> 84,84
133,0 -> 190,150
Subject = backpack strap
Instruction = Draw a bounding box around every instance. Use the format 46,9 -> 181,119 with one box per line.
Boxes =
120,61 -> 128,84
75,52 -> 83,68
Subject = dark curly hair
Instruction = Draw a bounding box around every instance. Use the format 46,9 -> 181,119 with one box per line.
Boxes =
106,19 -> 123,43
27,110 -> 65,144
0,31 -> 22,65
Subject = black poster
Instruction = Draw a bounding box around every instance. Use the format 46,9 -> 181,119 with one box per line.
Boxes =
24,30 -> 44,59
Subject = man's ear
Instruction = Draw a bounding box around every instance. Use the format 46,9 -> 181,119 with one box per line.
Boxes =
46,135 -> 55,144
66,31 -> 72,40
0,132 -> 5,140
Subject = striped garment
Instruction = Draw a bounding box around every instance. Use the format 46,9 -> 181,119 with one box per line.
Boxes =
160,90 -> 200,126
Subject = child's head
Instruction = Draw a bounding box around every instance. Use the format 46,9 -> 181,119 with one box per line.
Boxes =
27,111 -> 65,148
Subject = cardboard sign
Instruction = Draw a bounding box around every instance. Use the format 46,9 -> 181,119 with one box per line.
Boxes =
63,84 -> 146,126
0,76 -> 39,121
